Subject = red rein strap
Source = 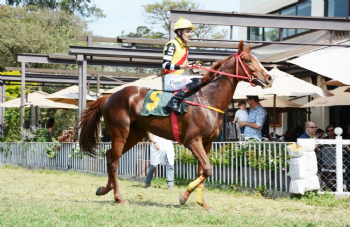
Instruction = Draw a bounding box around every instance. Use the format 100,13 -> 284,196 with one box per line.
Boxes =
192,51 -> 256,87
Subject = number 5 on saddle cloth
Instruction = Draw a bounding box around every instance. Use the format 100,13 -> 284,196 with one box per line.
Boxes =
141,90 -> 194,116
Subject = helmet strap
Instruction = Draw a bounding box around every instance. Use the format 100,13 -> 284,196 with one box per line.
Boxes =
177,30 -> 186,43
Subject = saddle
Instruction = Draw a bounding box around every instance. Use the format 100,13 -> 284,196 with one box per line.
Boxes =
140,90 -> 193,117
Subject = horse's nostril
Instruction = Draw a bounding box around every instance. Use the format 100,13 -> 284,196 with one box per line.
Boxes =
267,76 -> 273,83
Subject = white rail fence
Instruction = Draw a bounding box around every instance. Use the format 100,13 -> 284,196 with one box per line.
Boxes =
1,139 -> 349,194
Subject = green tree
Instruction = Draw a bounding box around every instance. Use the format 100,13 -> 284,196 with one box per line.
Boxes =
121,26 -> 165,39
0,5 -> 89,71
5,0 -> 105,18
141,0 -> 227,39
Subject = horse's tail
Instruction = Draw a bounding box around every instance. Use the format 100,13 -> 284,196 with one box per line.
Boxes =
78,95 -> 109,156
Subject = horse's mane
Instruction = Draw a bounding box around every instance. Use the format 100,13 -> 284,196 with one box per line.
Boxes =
201,55 -> 235,85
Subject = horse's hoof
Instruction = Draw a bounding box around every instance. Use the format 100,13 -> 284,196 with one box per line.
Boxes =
96,187 -> 103,196
179,193 -> 187,205
121,200 -> 129,206
116,199 -> 129,205
207,208 -> 215,213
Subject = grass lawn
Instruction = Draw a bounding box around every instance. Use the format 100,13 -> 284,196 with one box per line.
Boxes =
1,165 -> 350,226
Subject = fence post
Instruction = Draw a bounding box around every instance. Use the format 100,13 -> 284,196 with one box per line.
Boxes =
335,127 -> 343,193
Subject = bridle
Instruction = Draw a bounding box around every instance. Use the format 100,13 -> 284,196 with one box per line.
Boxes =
193,51 -> 268,87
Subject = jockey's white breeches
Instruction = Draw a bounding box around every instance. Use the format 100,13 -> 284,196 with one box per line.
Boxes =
164,74 -> 202,91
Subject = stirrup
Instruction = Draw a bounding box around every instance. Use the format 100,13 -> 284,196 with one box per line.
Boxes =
167,103 -> 182,114
167,98 -> 182,114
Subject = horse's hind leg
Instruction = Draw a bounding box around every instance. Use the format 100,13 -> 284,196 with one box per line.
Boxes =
96,148 -> 114,196
97,128 -> 147,204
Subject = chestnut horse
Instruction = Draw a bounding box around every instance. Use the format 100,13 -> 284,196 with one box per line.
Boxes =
78,41 -> 273,211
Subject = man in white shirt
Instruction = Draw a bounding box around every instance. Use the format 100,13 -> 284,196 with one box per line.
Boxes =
145,132 -> 175,189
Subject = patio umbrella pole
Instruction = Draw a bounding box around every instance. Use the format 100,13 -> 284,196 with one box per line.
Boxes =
273,94 -> 277,141
307,95 -> 311,121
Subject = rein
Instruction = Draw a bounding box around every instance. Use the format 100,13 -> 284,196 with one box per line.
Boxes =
192,51 -> 256,87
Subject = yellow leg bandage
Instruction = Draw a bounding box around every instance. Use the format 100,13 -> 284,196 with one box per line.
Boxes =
196,182 -> 204,206
188,175 -> 205,192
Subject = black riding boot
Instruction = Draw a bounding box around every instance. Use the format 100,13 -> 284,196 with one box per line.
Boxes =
167,78 -> 202,114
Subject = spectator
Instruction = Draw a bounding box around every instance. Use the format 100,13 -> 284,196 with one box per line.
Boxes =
269,132 -> 282,142
227,115 -> 239,141
239,96 -> 267,141
145,132 -> 175,189
233,100 -> 249,134
346,124 -> 350,139
299,121 -> 317,139
101,128 -> 111,142
291,127 -> 304,141
46,118 -> 55,142
283,129 -> 294,142
324,125 -> 336,139
315,128 -> 325,139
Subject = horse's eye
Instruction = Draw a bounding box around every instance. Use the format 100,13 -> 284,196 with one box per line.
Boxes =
246,59 -> 252,63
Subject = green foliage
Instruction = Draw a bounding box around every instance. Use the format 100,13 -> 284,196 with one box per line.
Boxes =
5,0 -> 105,18
70,146 -> 82,158
142,0 -> 199,32
19,125 -> 50,142
0,4 -> 89,71
4,108 -> 22,141
141,0 -> 227,39
46,140 -> 60,158
265,28 -> 279,41
5,84 -> 21,100
121,26 -> 165,39
176,142 -> 290,172
293,191 -> 346,207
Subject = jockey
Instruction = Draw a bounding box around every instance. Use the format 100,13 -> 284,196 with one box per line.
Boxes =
163,17 -> 202,114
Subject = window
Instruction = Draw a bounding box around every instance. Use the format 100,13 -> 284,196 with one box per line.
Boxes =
297,0 -> 312,16
269,113 -> 282,127
248,0 -> 311,41
328,0 -> 348,17
282,7 -> 296,38
249,27 -> 263,41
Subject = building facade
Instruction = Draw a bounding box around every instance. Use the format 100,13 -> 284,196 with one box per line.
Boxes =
238,0 -> 350,139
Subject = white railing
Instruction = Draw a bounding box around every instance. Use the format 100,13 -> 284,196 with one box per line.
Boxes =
1,137 -> 349,194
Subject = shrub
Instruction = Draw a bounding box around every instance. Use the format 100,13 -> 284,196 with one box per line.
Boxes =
57,127 -> 77,142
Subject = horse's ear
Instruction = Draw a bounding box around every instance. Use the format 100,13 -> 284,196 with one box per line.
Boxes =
238,40 -> 244,53
248,43 -> 252,52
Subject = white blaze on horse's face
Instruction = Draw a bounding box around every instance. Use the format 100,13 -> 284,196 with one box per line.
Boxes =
243,53 -> 274,87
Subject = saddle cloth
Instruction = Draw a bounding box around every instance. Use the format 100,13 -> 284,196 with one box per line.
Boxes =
141,90 -> 193,116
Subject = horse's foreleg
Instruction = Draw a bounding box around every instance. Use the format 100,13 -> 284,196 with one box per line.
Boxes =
195,142 -> 213,210
179,141 -> 212,209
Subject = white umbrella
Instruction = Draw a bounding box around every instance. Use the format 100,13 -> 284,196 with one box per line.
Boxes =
234,66 -> 333,97
322,80 -> 350,87
103,75 -> 162,94
302,86 -> 350,107
288,47 -> 350,85
259,96 -> 302,108
234,66 -> 332,136
0,91 -> 48,108
0,91 -> 77,109
30,98 -> 78,109
46,85 -> 97,106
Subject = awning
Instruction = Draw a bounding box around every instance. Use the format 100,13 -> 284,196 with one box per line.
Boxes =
103,75 -> 162,94
288,42 -> 350,85
302,86 -> 350,107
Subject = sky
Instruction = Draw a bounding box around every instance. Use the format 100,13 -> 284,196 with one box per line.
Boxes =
0,0 -> 240,37
88,0 -> 240,37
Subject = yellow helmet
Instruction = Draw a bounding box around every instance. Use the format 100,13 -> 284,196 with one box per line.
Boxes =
173,17 -> 194,31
